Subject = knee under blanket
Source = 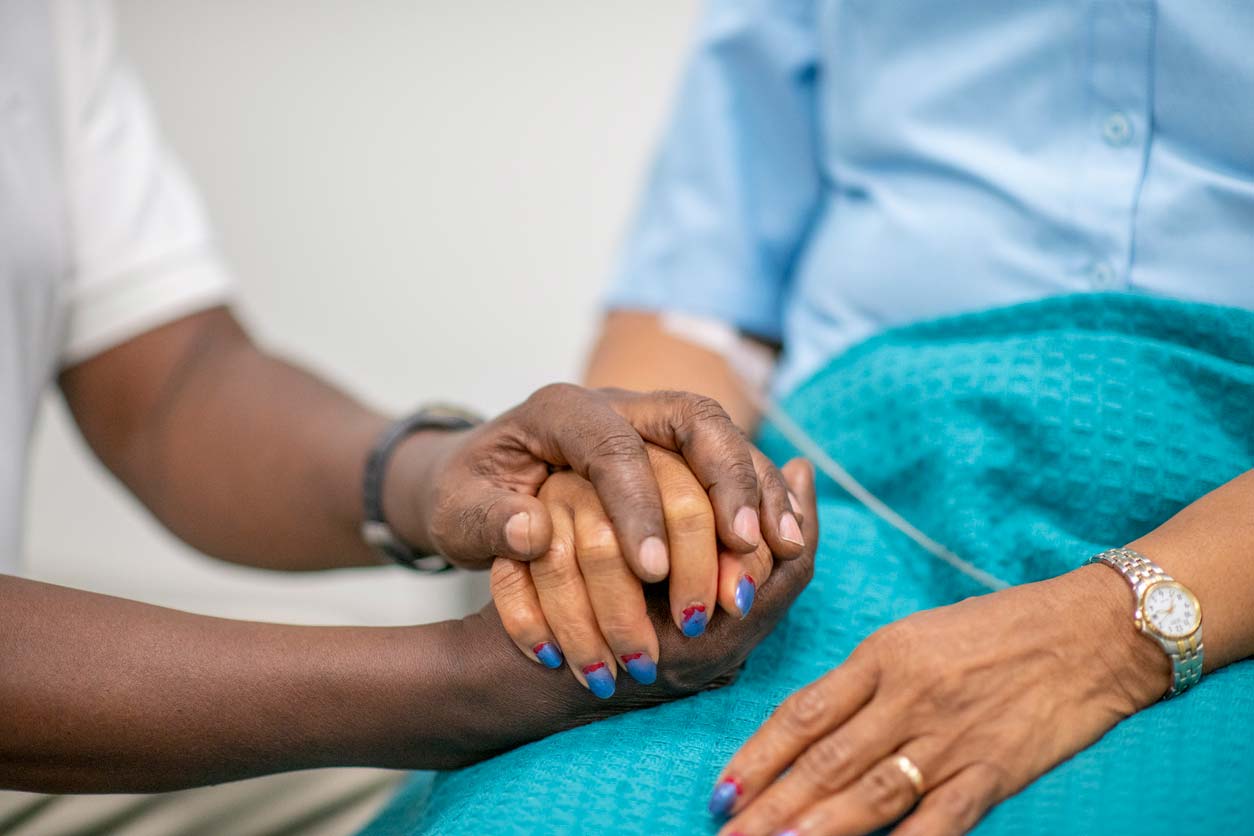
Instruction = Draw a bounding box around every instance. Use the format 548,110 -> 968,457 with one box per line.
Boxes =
363,293 -> 1254,835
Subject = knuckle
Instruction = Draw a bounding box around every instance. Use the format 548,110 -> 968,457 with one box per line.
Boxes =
779,686 -> 830,737
588,431 -> 646,464
596,613 -> 646,648
489,560 -> 530,602
939,787 -> 977,822
758,466 -> 790,505
860,761 -> 912,816
723,459 -> 761,495
575,524 -> 621,563
973,761 -> 1013,800
529,541 -> 579,587
809,732 -> 856,772
673,394 -> 737,441
544,536 -> 577,568
662,491 -> 714,532
870,621 -> 922,660
797,735 -> 855,791
684,394 -> 732,425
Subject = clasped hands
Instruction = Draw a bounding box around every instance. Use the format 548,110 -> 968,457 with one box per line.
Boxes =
392,383 -> 820,705
491,443 -> 814,699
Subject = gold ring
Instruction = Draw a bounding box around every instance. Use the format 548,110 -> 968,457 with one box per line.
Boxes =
893,754 -> 925,796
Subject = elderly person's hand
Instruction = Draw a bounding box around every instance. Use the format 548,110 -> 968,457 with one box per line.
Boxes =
490,446 -> 812,696
446,457 -> 819,755
708,565 -> 1170,836
388,385 -> 804,578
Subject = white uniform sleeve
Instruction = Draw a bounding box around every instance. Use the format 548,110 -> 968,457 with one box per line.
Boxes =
54,0 -> 235,366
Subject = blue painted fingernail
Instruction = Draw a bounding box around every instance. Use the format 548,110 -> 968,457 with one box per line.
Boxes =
735,574 -> 757,618
708,776 -> 742,816
681,603 -> 708,637
582,662 -> 616,699
620,652 -> 657,685
533,642 -> 563,669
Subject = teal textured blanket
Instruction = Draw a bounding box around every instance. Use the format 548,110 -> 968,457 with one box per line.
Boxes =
364,294 -> 1254,835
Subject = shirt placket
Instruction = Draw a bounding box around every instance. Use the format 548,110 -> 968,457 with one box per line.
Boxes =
1080,0 -> 1155,291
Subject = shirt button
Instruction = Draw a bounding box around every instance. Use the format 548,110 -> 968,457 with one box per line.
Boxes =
1102,112 -> 1133,147
1091,261 -> 1119,289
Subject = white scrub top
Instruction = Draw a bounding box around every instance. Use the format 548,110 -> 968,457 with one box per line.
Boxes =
0,0 -> 233,575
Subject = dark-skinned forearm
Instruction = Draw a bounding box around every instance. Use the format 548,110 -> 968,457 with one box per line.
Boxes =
59,308 -> 447,570
0,575 -> 596,793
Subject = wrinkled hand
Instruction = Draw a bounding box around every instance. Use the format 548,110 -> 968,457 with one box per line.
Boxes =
387,385 -> 804,575
710,565 -> 1170,836
491,447 -> 811,698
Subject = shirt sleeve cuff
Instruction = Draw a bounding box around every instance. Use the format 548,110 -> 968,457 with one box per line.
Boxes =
61,246 -> 236,367
602,275 -> 785,343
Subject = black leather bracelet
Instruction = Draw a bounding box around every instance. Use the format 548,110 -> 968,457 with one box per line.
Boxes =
361,404 -> 482,572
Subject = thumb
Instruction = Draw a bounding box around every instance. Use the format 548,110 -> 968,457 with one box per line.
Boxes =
433,485 -> 554,567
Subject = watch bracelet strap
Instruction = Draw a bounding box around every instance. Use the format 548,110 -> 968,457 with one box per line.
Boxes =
1087,547 -> 1204,698
362,405 -> 482,572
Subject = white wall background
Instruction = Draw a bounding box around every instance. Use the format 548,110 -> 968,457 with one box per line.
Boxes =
22,1 -> 700,625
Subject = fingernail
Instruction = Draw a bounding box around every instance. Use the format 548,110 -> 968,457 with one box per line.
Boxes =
780,512 -> 804,547
778,831 -> 800,836
708,776 -> 742,816
639,536 -> 669,578
505,512 -> 532,554
681,603 -> 708,637
532,641 -> 563,669
787,491 -> 801,513
582,662 -> 616,699
735,574 -> 757,618
620,652 -> 657,685
733,506 -> 760,547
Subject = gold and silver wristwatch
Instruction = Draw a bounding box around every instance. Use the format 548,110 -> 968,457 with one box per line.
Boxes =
1088,547 -> 1204,699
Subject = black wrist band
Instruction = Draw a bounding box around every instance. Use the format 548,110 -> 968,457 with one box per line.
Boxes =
362,404 -> 481,572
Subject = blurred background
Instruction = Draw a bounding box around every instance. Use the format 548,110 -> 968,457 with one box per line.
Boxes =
22,1 -> 700,625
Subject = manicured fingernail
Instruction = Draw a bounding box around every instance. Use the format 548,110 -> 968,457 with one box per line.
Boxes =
582,662 -> 616,699
780,512 -> 804,547
778,831 -> 799,836
620,652 -> 657,685
708,776 -> 742,816
735,574 -> 757,618
532,641 -> 563,669
505,512 -> 532,554
639,536 -> 669,578
733,506 -> 760,547
681,603 -> 708,637
787,491 -> 801,513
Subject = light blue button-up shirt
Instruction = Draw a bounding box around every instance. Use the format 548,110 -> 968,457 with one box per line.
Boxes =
605,0 -> 1254,395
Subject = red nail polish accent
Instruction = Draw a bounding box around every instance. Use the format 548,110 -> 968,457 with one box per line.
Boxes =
582,661 -> 606,674
620,652 -> 643,663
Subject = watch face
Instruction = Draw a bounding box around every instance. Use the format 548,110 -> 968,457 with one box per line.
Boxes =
1142,581 -> 1201,639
